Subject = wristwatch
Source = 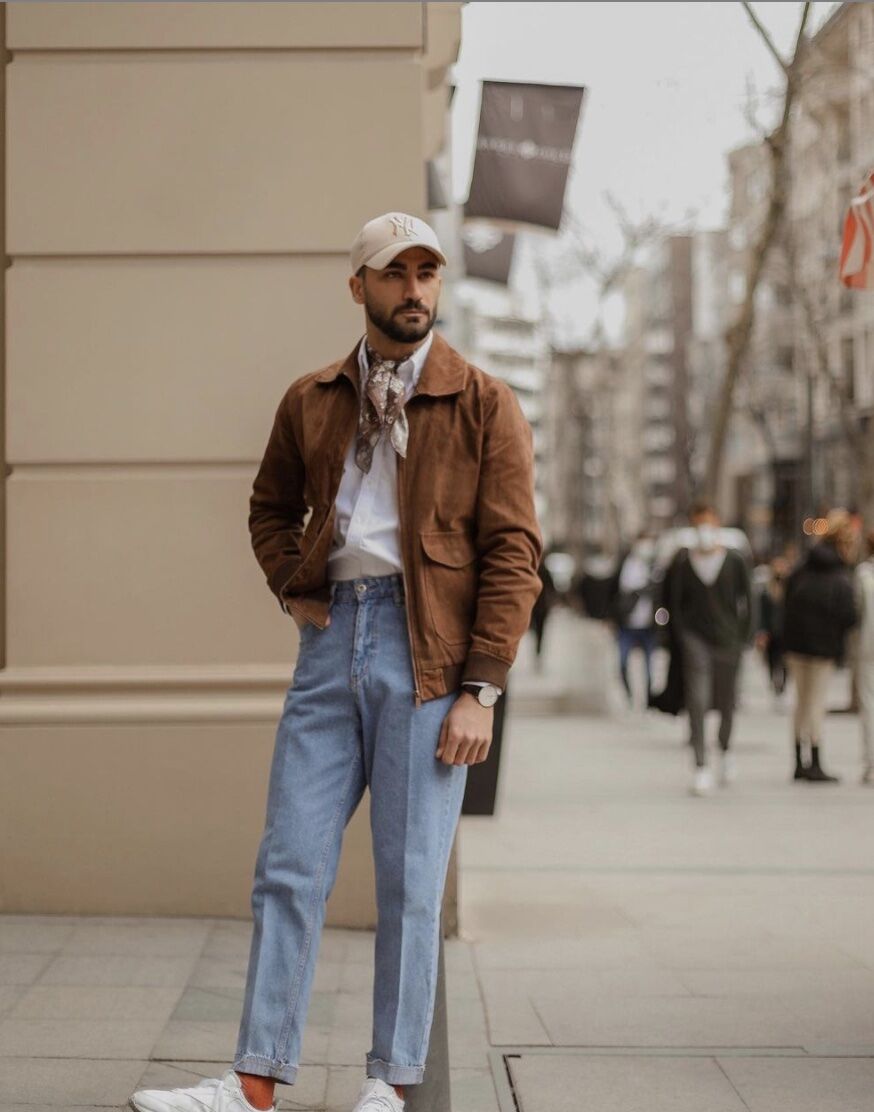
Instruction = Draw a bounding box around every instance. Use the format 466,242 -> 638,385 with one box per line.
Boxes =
461,682 -> 502,707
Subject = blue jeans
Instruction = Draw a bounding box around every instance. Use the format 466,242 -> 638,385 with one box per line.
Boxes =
233,574 -> 467,1087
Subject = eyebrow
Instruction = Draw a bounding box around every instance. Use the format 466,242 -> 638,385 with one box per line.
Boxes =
384,260 -> 439,272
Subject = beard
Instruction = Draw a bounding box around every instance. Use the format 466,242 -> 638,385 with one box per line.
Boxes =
364,295 -> 437,344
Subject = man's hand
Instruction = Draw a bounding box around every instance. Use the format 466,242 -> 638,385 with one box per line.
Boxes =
435,693 -> 494,766
290,610 -> 330,632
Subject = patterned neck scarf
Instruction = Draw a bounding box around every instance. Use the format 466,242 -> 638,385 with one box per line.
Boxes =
355,344 -> 411,474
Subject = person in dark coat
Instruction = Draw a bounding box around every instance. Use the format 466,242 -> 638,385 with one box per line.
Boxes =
756,555 -> 791,697
783,510 -> 859,783
529,558 -> 556,672
668,502 -> 753,796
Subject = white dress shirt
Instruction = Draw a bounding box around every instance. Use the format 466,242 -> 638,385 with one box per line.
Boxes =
326,330 -> 433,580
323,331 -> 498,696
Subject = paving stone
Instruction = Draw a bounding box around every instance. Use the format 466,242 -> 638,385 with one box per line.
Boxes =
531,991 -> 805,1049
473,935 -> 657,972
324,1065 -> 366,1112
0,1105 -> 110,1111
10,985 -> 182,1021
447,995 -> 492,1069
719,1055 -> 874,1112
171,985 -> 244,1023
0,1017 -> 166,1059
639,927 -> 863,971
675,967 -> 874,997
0,920 -> 76,955
0,1054 -> 145,1104
0,988 -> 26,1018
476,979 -> 552,1046
187,955 -> 249,991
149,1019 -> 239,1061
338,961 -> 373,994
450,1066 -> 501,1112
199,921 -> 252,960
509,1053 -> 748,1111
62,919 -> 210,958
0,955 -> 53,986
38,954 -> 196,988
480,965 -> 689,1006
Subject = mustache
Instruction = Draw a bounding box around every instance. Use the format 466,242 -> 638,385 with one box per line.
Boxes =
394,302 -> 428,314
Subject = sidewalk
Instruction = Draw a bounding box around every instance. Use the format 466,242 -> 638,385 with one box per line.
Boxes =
2,615 -> 874,1111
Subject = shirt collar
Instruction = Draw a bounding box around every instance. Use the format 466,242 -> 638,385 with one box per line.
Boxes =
357,329 -> 434,393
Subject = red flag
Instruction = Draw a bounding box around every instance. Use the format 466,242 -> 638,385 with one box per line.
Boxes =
839,170 -> 874,290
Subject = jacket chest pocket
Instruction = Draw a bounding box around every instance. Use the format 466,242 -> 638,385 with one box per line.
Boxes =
420,530 -> 479,646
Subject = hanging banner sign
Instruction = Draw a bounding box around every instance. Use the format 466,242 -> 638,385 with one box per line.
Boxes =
462,224 -> 516,285
465,80 -> 586,231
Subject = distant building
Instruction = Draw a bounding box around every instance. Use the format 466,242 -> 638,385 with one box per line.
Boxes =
457,296 -> 550,531
720,0 -> 874,553
620,236 -> 694,530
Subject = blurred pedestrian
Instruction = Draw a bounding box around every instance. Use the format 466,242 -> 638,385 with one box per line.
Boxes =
755,556 -> 790,699
854,528 -> 874,784
529,557 -> 557,672
784,509 -> 858,784
668,501 -> 753,795
610,532 -> 657,708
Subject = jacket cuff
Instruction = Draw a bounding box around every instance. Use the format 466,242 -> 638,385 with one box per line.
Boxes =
268,558 -> 301,600
462,651 -> 511,689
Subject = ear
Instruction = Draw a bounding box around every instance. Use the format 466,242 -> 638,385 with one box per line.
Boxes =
349,273 -> 365,305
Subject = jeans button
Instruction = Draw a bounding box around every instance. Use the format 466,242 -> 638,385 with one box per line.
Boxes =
355,583 -> 366,596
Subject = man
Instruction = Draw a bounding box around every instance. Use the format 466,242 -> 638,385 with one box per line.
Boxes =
129,213 -> 542,1112
668,502 -> 752,796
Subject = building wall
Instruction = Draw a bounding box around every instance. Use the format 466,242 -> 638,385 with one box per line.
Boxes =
1,1 -> 462,922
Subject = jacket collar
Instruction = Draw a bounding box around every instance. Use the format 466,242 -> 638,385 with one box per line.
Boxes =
314,331 -> 467,397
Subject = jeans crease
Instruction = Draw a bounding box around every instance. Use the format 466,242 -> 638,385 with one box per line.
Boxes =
276,745 -> 362,1060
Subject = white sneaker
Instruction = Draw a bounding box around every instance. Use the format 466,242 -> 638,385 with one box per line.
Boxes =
690,767 -> 714,796
352,1077 -> 405,1112
719,751 -> 737,786
129,1069 -> 273,1112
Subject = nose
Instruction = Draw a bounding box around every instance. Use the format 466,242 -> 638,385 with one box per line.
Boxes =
403,274 -> 424,303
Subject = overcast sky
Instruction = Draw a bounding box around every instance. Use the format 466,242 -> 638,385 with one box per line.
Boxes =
450,1 -> 835,341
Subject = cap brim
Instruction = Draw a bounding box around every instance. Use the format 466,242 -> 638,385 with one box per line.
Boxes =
365,240 -> 447,270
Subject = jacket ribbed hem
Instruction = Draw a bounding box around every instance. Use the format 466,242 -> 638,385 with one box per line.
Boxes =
461,649 -> 512,688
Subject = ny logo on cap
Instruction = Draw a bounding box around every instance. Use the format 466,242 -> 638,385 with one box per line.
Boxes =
390,214 -> 416,238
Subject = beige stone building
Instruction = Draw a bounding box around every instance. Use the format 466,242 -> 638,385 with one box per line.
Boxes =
722,1 -> 874,551
0,2 -> 462,923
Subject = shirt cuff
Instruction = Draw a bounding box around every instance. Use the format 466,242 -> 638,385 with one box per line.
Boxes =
463,680 -> 504,696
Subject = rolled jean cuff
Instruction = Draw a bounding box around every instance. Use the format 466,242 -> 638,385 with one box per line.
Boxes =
232,1054 -> 298,1086
366,1055 -> 425,1085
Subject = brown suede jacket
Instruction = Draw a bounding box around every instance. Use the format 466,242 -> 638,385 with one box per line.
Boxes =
249,332 -> 543,704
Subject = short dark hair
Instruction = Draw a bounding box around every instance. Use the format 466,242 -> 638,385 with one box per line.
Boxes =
356,265 -> 366,280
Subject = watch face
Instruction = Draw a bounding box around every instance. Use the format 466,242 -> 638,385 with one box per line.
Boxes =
478,685 -> 499,707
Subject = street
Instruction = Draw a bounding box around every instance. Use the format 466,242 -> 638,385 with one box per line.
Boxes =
2,614 -> 874,1111
455,612 -> 874,1111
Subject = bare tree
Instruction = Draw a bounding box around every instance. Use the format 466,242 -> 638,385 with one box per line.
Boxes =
703,1 -> 812,500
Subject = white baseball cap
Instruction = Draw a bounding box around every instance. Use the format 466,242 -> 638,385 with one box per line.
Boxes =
350,212 -> 447,273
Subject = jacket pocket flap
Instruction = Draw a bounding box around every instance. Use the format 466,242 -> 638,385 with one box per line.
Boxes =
420,530 -> 477,568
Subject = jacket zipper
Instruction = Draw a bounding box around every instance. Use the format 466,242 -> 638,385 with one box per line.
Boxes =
396,450 -> 423,707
